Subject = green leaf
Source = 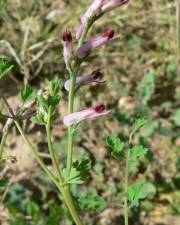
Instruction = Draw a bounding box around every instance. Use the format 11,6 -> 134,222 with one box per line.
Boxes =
73,159 -> 91,181
140,72 -> 155,104
0,59 -> 13,80
63,159 -> 91,184
127,182 -> 147,207
46,203 -> 65,225
48,76 -> 62,97
10,216 -> 26,225
106,134 -> 125,159
129,146 -> 148,174
79,191 -> 107,213
31,105 -> 48,125
26,201 -> 40,222
48,95 -> 61,108
129,145 -> 148,161
134,118 -> 146,130
21,85 -> 36,103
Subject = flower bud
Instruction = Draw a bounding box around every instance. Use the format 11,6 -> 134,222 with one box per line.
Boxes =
77,29 -> 115,59
64,69 -> 105,91
62,29 -> 73,70
63,103 -> 111,126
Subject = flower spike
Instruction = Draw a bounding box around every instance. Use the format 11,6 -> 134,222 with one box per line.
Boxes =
77,29 -> 115,59
63,103 -> 111,127
64,69 -> 105,91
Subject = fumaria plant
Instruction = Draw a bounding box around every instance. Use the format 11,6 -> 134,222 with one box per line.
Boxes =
0,1 -> 151,225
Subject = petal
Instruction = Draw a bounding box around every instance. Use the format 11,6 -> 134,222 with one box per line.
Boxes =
102,0 -> 129,13
77,36 -> 109,59
63,105 -> 111,127
64,70 -> 105,91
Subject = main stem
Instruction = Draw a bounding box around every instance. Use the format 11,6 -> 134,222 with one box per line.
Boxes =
124,149 -> 129,225
66,23 -> 90,175
66,63 -> 80,175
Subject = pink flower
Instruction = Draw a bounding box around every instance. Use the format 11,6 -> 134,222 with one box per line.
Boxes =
102,0 -> 129,13
64,69 -> 105,91
62,29 -> 73,69
77,29 -> 114,59
63,103 -> 111,126
76,0 -> 106,39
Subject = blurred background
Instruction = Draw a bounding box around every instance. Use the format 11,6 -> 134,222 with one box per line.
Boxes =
0,0 -> 180,224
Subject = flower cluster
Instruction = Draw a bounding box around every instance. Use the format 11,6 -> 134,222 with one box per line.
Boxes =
62,0 -> 129,127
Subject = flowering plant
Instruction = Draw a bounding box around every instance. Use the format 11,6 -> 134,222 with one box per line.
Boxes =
0,1 -> 151,225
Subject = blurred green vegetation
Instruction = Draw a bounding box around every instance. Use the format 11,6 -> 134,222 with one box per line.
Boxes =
0,0 -> 180,224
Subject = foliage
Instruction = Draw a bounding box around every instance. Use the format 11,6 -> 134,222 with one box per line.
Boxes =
106,134 -> 125,159
0,59 -> 13,80
78,191 -> 107,213
63,159 -> 91,184
127,182 -> 148,207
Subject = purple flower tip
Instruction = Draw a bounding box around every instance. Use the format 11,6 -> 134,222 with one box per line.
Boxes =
103,29 -> 115,39
62,30 -> 72,42
91,69 -> 104,79
94,103 -> 106,113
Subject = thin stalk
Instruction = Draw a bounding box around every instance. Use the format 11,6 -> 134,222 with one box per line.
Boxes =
176,0 -> 180,80
124,149 -> 129,225
0,128 -> 9,159
46,107 -> 64,183
66,63 -> 80,175
14,120 -> 59,187
124,130 -> 135,225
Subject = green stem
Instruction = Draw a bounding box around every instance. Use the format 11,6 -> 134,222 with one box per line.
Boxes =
46,107 -> 64,183
0,128 -> 9,160
66,63 -> 80,175
66,22 -> 91,175
14,120 -> 59,187
124,149 -> 129,225
176,0 -> 180,79
77,21 -> 92,49
62,187 -> 83,225
124,130 -> 135,225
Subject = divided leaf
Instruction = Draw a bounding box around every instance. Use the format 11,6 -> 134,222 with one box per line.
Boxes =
48,76 -> 62,97
134,118 -> 146,130
0,60 -> 13,80
129,145 -> 148,161
129,145 -> 148,174
106,134 -> 125,159
127,182 -> 147,207
21,85 -> 37,103
79,191 -> 107,213
63,159 -> 91,184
